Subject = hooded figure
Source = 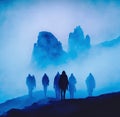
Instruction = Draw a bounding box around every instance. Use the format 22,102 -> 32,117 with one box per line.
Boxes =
86,73 -> 96,97
54,72 -> 60,99
68,73 -> 77,99
42,73 -> 49,97
59,71 -> 68,100
26,74 -> 36,97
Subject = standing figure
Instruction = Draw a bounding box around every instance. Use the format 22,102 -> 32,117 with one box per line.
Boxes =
26,74 -> 36,97
54,72 -> 60,99
42,73 -> 49,97
68,73 -> 77,99
59,71 -> 69,100
85,73 -> 96,97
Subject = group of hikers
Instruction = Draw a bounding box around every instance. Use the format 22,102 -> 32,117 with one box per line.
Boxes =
26,70 -> 96,100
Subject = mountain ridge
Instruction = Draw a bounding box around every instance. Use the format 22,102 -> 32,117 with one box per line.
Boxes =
96,36 -> 120,47
1,91 -> 120,117
31,26 -> 120,68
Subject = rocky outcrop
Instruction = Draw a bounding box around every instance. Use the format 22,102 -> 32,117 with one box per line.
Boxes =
68,26 -> 91,58
32,31 -> 67,68
31,26 -> 92,68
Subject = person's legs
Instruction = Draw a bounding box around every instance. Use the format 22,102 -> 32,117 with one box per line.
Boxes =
44,86 -> 47,97
61,90 -> 65,100
70,91 -> 74,99
63,90 -> 66,99
60,90 -> 62,100
88,88 -> 93,97
56,89 -> 60,99
55,89 -> 57,98
72,92 -> 74,98
57,89 -> 60,99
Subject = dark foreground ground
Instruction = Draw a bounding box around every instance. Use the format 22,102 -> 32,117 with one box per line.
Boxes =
1,92 -> 120,117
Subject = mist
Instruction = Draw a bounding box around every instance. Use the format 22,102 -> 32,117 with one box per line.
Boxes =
0,0 -> 120,103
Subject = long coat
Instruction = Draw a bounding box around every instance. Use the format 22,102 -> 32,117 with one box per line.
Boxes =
59,72 -> 68,91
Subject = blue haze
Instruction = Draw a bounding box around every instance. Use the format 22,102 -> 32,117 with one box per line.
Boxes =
0,0 -> 120,103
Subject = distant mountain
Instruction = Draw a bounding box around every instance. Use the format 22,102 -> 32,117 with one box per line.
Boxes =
31,26 -> 91,68
1,91 -> 120,117
68,26 -> 91,58
31,31 -> 67,68
31,26 -> 120,68
97,36 -> 120,48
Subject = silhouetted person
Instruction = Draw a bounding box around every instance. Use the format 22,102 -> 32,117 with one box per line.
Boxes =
42,73 -> 49,97
68,73 -> 77,99
26,74 -> 36,97
85,73 -> 96,97
54,72 -> 60,99
59,71 -> 69,100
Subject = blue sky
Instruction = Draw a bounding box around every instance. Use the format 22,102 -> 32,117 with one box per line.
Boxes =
0,0 -> 120,46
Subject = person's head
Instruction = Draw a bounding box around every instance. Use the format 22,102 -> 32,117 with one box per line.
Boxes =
57,72 -> 59,75
71,73 -> 73,76
28,74 -> 31,77
89,73 -> 92,76
89,73 -> 94,79
62,71 -> 66,75
32,75 -> 35,78
44,73 -> 47,77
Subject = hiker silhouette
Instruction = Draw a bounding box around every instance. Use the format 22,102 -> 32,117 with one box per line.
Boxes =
26,74 -> 36,97
58,71 -> 69,100
42,73 -> 49,97
53,72 -> 60,99
85,73 -> 96,97
68,73 -> 77,99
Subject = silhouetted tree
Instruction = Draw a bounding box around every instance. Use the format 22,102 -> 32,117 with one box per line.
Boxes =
53,72 -> 60,99
42,73 -> 49,97
59,71 -> 69,100
68,73 -> 77,99
26,74 -> 36,97
85,73 -> 96,97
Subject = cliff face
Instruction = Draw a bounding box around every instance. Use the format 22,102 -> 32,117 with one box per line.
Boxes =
32,31 -> 67,68
31,26 -> 120,69
31,26 -> 92,68
68,26 -> 91,58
